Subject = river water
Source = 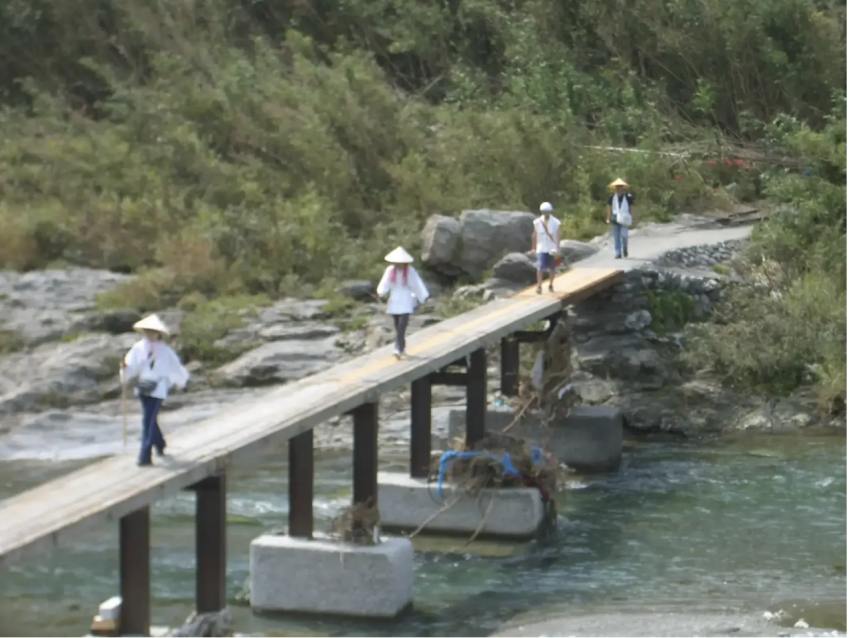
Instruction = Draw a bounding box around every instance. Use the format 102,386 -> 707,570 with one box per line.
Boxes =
0,432 -> 845,637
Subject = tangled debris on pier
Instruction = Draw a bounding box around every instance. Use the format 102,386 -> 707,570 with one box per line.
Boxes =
507,314 -> 579,431
331,496 -> 380,545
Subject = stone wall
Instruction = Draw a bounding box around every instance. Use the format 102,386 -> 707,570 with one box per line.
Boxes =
565,260 -> 834,436
652,239 -> 746,269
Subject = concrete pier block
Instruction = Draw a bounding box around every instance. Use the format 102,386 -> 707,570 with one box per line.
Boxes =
377,472 -> 547,539
447,405 -> 623,472
249,535 -> 414,618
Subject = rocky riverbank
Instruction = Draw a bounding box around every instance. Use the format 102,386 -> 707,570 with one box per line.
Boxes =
0,212 -> 842,460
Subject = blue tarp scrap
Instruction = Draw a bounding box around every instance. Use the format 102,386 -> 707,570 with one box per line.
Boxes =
435,445 -> 546,497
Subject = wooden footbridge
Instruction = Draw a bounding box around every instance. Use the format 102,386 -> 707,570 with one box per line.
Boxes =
0,266 -> 623,635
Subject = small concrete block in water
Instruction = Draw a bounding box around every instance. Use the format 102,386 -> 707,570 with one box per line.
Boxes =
98,596 -> 122,621
249,535 -> 414,618
377,472 -> 546,539
549,405 -> 623,472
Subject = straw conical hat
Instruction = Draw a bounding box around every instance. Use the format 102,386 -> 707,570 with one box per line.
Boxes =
133,314 -> 170,335
384,246 -> 414,264
609,177 -> 629,188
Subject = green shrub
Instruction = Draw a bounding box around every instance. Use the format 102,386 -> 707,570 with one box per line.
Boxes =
647,291 -> 696,333
176,295 -> 271,365
0,330 -> 25,355
684,108 -> 846,412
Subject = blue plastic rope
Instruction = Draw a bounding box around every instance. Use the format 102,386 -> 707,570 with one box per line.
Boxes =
435,445 -> 548,497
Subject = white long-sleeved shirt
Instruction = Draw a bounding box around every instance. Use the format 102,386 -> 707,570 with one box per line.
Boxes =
119,338 -> 190,400
376,265 -> 430,315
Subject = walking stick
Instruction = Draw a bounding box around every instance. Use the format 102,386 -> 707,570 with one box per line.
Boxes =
121,365 -> 128,447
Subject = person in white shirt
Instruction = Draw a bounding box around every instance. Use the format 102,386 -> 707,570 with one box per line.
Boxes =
119,314 -> 190,466
531,202 -> 562,294
376,247 -> 430,358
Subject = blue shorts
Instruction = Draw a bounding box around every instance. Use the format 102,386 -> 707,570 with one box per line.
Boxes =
536,252 -> 556,271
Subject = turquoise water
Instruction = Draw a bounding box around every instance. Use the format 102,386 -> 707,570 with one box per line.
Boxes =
0,433 -> 845,637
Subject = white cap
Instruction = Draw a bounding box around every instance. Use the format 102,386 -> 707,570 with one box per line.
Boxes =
539,202 -> 553,212
133,314 -> 170,335
384,246 -> 414,264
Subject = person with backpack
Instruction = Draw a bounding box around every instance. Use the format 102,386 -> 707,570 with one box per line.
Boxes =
376,247 -> 430,358
531,202 -> 562,294
120,314 -> 190,466
606,178 -> 635,258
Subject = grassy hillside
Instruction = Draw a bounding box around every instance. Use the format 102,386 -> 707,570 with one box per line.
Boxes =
0,0 -> 845,408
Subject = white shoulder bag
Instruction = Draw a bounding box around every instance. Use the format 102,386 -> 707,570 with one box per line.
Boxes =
613,194 -> 633,227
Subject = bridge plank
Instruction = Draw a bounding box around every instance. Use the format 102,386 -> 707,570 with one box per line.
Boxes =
0,267 -> 622,570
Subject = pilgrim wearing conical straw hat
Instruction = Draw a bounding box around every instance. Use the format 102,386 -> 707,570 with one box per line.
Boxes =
606,178 -> 636,259
133,314 -> 170,336
384,246 -> 415,264
376,247 -> 429,358
120,314 -> 189,466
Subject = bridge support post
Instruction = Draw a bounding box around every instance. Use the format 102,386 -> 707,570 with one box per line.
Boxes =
466,348 -> 487,447
194,475 -> 227,613
352,402 -> 379,504
120,507 -> 151,636
500,336 -> 519,397
289,430 -> 314,538
410,377 -> 432,478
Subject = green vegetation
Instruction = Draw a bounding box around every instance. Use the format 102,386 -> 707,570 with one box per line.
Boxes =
647,290 -> 696,333
683,111 -> 846,412
433,295 -> 485,319
0,330 -> 25,355
176,294 -> 270,364
0,0 -> 844,398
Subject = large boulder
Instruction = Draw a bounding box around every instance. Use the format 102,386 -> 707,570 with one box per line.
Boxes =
421,215 -> 462,275
559,239 -> 599,265
210,336 -> 343,388
0,268 -> 134,346
0,333 -> 136,415
421,210 -> 536,278
492,252 -> 537,285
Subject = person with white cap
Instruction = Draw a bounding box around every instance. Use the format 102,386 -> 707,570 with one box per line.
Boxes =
376,247 -> 430,358
606,178 -> 636,258
530,202 -> 561,294
120,314 -> 190,466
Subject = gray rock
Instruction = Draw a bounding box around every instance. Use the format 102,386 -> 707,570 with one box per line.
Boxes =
336,280 -> 376,302
492,252 -> 537,284
210,338 -> 343,387
569,371 -> 617,404
73,309 -> 142,335
421,215 -> 462,274
558,239 -> 599,264
0,333 -> 137,414
0,268 -> 133,346
168,608 -> 234,637
625,309 -> 653,331
456,210 -> 536,278
574,334 -> 669,390
257,324 -> 340,341
257,299 -> 330,323
422,210 -> 536,278
452,284 -> 489,301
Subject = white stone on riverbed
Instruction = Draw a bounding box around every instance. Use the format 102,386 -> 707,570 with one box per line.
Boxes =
249,535 -> 414,618
377,472 -> 547,539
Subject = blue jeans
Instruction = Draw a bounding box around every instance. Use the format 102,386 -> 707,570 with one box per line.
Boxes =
536,252 -> 556,271
612,224 -> 629,256
139,395 -> 166,465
